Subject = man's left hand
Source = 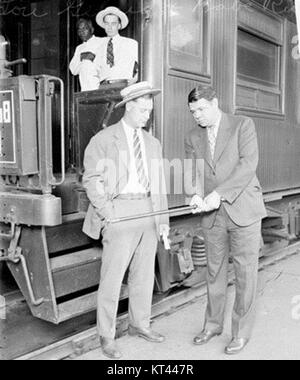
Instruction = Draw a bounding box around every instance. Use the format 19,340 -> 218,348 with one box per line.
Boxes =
160,224 -> 171,250
160,224 -> 170,238
204,191 -> 221,212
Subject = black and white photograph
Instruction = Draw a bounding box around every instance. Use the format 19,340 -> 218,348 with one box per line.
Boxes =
0,0 -> 300,363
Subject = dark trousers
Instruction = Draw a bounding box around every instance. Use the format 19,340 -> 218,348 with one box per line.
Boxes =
203,205 -> 262,339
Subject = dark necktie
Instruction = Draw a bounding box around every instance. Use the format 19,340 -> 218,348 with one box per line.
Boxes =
133,130 -> 150,191
107,38 -> 114,68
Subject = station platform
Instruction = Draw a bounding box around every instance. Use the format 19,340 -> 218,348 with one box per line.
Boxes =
75,252 -> 300,360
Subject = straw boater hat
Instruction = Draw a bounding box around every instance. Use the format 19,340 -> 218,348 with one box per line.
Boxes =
115,82 -> 161,109
96,7 -> 129,30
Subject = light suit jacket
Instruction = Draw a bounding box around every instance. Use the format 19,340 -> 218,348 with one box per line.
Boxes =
185,112 -> 267,228
83,122 -> 169,240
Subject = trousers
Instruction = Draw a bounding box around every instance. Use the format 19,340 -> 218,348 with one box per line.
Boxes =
97,198 -> 157,339
203,204 -> 262,339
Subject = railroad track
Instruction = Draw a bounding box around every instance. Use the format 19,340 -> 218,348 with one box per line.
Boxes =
13,240 -> 300,361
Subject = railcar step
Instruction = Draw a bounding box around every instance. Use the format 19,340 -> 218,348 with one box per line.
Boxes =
57,285 -> 128,323
50,248 -> 102,299
50,248 -> 102,273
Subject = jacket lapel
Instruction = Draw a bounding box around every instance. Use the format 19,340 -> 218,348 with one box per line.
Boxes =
194,127 -> 215,171
114,122 -> 130,168
113,122 -> 130,191
142,129 -> 156,182
213,113 -> 233,164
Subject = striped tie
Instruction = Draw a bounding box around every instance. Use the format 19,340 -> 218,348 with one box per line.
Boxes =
107,38 -> 114,68
207,125 -> 217,159
133,129 -> 150,191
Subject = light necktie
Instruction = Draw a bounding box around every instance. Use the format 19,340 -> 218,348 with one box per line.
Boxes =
207,125 -> 217,159
107,38 -> 114,68
133,130 -> 150,191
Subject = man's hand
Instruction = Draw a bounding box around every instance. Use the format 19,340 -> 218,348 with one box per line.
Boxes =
190,195 -> 205,214
160,224 -> 171,250
159,224 -> 170,238
96,202 -> 114,222
80,52 -> 96,62
203,191 -> 221,212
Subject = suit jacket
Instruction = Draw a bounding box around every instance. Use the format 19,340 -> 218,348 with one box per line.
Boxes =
185,112 -> 267,228
83,122 -> 169,240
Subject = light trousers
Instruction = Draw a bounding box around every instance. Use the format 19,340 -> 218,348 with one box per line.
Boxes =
97,198 -> 158,339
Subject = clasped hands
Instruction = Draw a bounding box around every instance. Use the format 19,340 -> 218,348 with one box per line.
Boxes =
80,52 -> 96,62
190,191 -> 222,214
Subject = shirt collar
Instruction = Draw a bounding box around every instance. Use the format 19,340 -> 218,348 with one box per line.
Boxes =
108,34 -> 121,42
207,110 -> 222,131
122,119 -> 141,137
214,111 -> 222,129
83,35 -> 95,44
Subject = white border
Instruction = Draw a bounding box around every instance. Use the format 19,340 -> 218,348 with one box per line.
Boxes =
0,90 -> 16,165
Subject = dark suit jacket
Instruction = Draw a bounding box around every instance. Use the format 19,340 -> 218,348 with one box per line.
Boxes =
82,122 -> 169,240
185,112 -> 267,228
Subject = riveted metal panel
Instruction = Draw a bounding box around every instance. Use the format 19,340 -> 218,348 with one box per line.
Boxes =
0,76 -> 38,176
0,91 -> 16,165
0,193 -> 61,226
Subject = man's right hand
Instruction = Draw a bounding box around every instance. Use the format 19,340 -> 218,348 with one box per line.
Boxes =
80,52 -> 96,62
190,195 -> 205,214
96,202 -> 114,222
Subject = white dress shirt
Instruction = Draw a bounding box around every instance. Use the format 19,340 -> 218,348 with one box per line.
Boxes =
69,35 -> 103,91
207,111 -> 222,159
95,34 -> 138,82
121,121 -> 149,194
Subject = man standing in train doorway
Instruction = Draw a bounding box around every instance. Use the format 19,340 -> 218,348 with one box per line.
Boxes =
95,6 -> 139,84
185,85 -> 267,355
69,18 -> 102,91
82,82 -> 169,359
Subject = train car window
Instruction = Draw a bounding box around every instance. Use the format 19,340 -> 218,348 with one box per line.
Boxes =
237,29 -> 280,88
30,1 -> 62,76
168,0 -> 210,76
236,5 -> 285,116
1,0 -> 68,80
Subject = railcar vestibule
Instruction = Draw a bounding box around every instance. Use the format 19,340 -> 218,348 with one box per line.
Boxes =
0,0 -> 139,171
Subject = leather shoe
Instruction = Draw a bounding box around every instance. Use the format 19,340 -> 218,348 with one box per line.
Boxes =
225,338 -> 249,355
128,326 -> 165,343
193,330 -> 222,345
100,337 -> 122,359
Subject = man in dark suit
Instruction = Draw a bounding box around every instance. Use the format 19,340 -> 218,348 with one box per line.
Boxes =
83,82 -> 169,359
185,85 -> 267,355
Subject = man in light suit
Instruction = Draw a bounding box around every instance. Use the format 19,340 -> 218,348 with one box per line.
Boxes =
185,85 -> 267,355
83,82 -> 169,359
95,7 -> 139,84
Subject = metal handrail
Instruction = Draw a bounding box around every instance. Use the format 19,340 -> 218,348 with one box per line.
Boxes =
17,253 -> 44,306
47,77 -> 65,187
